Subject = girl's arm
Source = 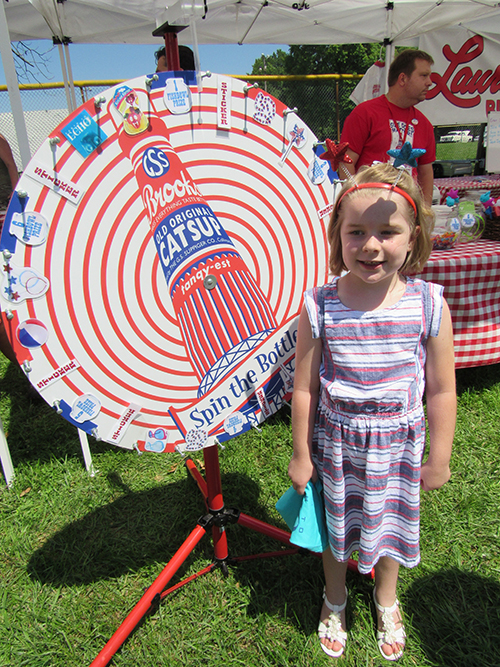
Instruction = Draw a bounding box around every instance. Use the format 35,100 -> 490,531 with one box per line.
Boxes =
288,304 -> 323,495
422,300 -> 456,491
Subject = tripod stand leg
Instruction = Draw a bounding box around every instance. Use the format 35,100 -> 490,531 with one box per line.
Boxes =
90,446 -> 368,664
89,523 -> 206,667
204,445 -> 229,562
189,448 -> 362,572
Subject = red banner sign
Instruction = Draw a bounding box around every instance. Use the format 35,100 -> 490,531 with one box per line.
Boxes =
420,29 -> 500,124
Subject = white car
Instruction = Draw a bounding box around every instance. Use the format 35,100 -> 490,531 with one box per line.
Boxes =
440,130 -> 474,143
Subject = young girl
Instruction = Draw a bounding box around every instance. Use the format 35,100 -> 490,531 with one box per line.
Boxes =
289,163 -> 456,661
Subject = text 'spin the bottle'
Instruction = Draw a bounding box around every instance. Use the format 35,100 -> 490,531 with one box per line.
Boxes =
113,86 -> 277,396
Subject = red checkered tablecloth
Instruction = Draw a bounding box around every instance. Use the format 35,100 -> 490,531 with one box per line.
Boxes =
415,240 -> 500,368
435,175 -> 500,204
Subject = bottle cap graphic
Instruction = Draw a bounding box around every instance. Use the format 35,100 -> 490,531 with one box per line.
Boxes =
113,86 -> 149,136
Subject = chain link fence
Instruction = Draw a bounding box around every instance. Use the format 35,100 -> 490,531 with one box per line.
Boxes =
1,75 -> 487,179
0,81 -> 120,170
0,75 -> 362,171
238,74 -> 362,143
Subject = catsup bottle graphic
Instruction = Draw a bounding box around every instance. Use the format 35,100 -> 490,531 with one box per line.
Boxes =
114,86 -> 277,396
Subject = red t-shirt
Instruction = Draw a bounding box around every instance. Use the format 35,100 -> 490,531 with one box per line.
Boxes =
340,95 -> 435,179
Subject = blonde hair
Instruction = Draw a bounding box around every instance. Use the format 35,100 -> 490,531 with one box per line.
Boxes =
327,163 -> 434,276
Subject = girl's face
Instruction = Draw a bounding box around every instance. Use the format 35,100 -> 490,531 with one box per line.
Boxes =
339,191 -> 416,287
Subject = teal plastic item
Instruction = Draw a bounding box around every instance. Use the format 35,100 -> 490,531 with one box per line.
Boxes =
275,480 -> 329,553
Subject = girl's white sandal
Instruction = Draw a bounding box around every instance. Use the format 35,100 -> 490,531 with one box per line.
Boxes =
373,588 -> 406,662
318,587 -> 348,658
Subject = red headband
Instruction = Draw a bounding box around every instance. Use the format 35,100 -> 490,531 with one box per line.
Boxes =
336,182 -> 418,216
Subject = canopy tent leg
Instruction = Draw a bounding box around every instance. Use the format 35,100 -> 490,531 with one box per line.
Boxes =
78,429 -> 96,477
56,39 -> 77,114
0,415 -> 14,487
0,0 -> 31,169
63,41 -> 77,111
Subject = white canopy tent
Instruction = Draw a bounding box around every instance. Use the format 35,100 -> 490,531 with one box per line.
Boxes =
1,0 -> 160,166
5,1 -> 500,47
157,0 -> 500,49
2,0 -> 500,166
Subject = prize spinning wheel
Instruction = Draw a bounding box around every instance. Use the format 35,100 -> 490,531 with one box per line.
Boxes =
1,71 -> 334,454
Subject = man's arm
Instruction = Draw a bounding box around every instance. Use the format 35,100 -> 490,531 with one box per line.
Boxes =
342,149 -> 359,177
417,162 -> 434,207
340,103 -> 369,177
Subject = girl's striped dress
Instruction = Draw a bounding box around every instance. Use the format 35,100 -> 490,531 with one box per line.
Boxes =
304,277 -> 444,574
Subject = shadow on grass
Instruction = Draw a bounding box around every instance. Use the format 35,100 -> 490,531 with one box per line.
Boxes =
455,363 -> 500,396
26,467 -> 310,586
0,361 -> 117,466
406,568 -> 500,667
26,464 -> 331,636
27,476 -> 199,584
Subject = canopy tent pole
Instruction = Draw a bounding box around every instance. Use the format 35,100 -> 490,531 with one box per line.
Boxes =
56,40 -> 73,112
383,1 -> 394,93
459,23 -> 500,47
382,0 -> 454,91
54,37 -> 77,113
390,0 -> 445,43
63,40 -> 77,111
190,17 -> 204,92
0,0 -> 31,168
238,0 -> 268,45
29,0 -> 77,113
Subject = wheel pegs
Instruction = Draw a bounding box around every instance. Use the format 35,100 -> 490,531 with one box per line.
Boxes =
145,74 -> 159,87
94,95 -> 106,109
49,136 -> 61,146
214,438 -> 225,452
283,107 -> 298,117
243,82 -> 258,94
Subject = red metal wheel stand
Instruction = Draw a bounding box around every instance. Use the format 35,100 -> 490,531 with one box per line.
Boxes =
89,444 -> 361,666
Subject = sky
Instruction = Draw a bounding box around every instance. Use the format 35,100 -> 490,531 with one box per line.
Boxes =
0,40 -> 288,86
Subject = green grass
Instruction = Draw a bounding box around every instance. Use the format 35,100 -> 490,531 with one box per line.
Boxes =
1,358 -> 500,666
435,142 -> 479,161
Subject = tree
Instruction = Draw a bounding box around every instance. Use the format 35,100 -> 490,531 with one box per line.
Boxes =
250,49 -> 289,76
248,44 -> 381,141
250,44 -> 381,76
11,41 -> 54,83
284,44 -> 380,75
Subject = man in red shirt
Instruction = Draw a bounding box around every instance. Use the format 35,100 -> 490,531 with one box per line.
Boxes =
341,50 -> 435,205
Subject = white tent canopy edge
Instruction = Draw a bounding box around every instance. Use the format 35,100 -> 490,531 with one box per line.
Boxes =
3,0 -> 500,166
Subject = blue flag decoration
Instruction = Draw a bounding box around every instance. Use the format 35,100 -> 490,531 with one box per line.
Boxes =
61,109 -> 107,157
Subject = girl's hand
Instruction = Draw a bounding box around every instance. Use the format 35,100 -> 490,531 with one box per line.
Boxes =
288,455 -> 317,496
420,460 -> 451,491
